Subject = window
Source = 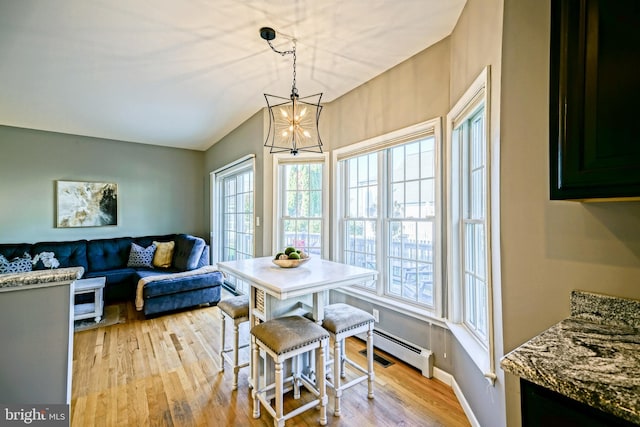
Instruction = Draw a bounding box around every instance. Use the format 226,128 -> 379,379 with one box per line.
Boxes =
334,120 -> 441,315
343,153 -> 378,289
388,139 -> 436,306
212,156 -> 255,294
456,107 -> 487,341
274,154 -> 329,257
446,66 -> 495,382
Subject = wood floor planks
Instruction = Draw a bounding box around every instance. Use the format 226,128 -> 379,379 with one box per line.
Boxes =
71,302 -> 471,427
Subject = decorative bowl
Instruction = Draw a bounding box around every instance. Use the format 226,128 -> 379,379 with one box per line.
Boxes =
272,257 -> 311,268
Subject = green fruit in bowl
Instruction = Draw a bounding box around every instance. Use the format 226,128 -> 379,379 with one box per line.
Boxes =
288,252 -> 301,260
284,246 -> 297,255
274,252 -> 284,260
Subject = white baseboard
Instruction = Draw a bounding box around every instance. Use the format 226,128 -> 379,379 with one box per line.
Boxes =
433,367 -> 481,427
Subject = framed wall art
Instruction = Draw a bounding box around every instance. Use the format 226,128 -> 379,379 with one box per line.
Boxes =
56,180 -> 118,228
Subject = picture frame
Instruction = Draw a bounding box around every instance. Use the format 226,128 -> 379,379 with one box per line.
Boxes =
56,180 -> 118,228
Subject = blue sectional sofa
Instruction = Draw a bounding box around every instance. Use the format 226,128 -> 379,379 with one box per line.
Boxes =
0,233 -> 223,316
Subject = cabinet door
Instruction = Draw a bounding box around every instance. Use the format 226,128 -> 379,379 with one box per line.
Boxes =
550,0 -> 640,200
521,380 -> 634,427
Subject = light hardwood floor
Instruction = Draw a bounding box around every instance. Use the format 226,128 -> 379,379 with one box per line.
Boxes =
71,302 -> 471,427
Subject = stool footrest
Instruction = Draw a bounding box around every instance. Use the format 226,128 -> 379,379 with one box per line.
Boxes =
254,374 -> 297,396
222,352 -> 249,370
221,342 -> 250,353
344,356 -> 369,375
297,373 -> 321,399
327,371 -> 368,391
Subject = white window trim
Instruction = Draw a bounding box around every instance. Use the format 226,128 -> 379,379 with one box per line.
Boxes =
445,66 -> 497,385
332,118 -> 444,319
272,152 -> 330,258
210,154 -> 256,264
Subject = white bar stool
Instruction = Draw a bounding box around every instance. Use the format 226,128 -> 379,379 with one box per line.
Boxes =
321,303 -> 375,417
251,315 -> 329,427
218,294 -> 250,390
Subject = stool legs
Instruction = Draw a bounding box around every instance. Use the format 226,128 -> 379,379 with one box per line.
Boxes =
274,361 -> 284,427
219,310 -> 249,391
219,311 -> 226,373
251,336 -> 260,419
232,321 -> 241,389
329,323 -> 375,417
332,338 -> 344,416
252,340 -> 328,426
316,343 -> 328,425
366,327 -> 375,399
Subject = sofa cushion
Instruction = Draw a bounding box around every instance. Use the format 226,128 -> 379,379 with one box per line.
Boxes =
87,237 -> 132,272
0,253 -> 33,274
139,270 -> 224,299
152,241 -> 175,268
133,234 -> 177,249
86,268 -> 138,302
31,240 -> 88,271
143,286 -> 220,317
127,243 -> 156,268
173,234 -> 206,271
0,244 -> 32,261
86,267 -> 137,285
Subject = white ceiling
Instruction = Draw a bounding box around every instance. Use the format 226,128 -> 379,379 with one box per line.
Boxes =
0,0 -> 466,151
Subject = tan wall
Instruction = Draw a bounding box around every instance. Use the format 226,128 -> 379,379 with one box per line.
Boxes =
204,110 -> 265,256
327,38 -> 451,151
449,0 -> 506,425
500,0 -> 640,424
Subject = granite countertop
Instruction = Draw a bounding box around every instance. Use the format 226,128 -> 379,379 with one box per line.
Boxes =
0,266 -> 84,291
501,290 -> 640,425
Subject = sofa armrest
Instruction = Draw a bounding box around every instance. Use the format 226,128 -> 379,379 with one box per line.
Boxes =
197,245 -> 210,268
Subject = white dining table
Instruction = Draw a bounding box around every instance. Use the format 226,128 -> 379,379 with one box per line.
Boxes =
216,256 -> 378,325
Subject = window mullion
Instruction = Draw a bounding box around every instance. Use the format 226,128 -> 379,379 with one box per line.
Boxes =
378,150 -> 387,297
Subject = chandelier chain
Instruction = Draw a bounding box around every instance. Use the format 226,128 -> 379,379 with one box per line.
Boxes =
292,47 -> 297,96
266,39 -> 298,97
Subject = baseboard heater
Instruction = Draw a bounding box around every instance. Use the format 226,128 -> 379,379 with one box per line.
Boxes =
359,328 -> 434,378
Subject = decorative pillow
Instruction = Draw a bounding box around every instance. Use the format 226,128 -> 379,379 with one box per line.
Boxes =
127,243 -> 156,268
172,234 -> 206,271
152,241 -> 175,268
0,253 -> 33,274
32,251 -> 60,269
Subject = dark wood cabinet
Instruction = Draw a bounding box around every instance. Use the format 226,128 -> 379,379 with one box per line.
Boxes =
549,0 -> 640,200
521,379 -> 635,427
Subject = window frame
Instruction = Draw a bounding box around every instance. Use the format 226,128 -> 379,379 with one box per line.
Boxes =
332,119 -> 444,321
445,66 -> 496,383
211,155 -> 256,294
272,152 -> 330,258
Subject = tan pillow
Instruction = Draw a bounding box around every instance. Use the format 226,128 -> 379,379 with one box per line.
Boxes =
152,241 -> 175,268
